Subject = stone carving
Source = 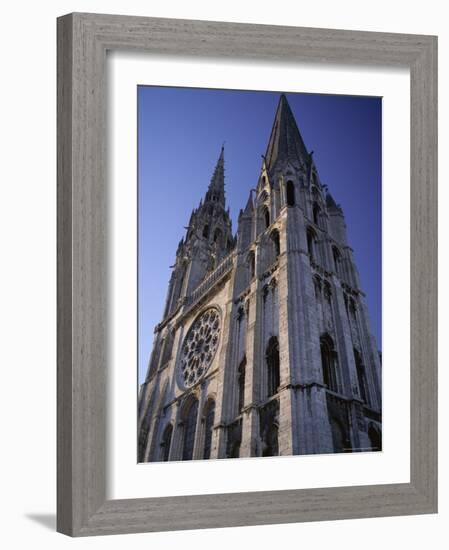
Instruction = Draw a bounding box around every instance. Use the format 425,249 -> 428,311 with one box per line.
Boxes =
179,307 -> 221,388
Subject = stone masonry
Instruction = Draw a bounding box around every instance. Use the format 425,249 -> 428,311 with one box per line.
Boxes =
138,94 -> 382,462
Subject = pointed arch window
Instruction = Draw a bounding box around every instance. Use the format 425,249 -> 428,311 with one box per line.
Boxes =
332,246 -> 342,278
262,206 -> 270,229
320,334 -> 339,393
160,423 -> 173,462
349,297 -> 357,320
271,229 -> 280,258
247,251 -> 255,280
286,180 -> 295,206
202,224 -> 210,239
307,226 -> 317,261
312,202 -> 321,226
266,336 -> 280,397
354,348 -> 368,404
213,228 -> 222,244
203,399 -> 215,459
182,398 -> 199,461
238,356 -> 246,413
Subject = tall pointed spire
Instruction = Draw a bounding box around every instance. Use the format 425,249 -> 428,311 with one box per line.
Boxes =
206,146 -> 225,205
264,94 -> 309,173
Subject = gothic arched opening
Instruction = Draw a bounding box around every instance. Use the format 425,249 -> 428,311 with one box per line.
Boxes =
202,399 -> 215,459
160,423 -> 173,462
307,226 -> 317,261
368,424 -> 382,451
181,398 -> 199,461
286,180 -> 295,206
263,206 -> 270,229
213,228 -> 222,245
354,348 -> 368,403
312,202 -> 321,226
320,333 -> 339,393
238,356 -> 246,413
266,336 -> 280,397
271,229 -> 280,258
349,297 -> 357,319
202,224 -> 210,239
332,246 -> 342,277
247,251 -> 255,280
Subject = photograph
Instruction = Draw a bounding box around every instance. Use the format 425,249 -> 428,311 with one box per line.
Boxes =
137,86 -> 382,462
0,1 -> 439,543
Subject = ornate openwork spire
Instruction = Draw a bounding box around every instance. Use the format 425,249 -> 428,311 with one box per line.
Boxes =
264,94 -> 309,173
205,146 -> 225,206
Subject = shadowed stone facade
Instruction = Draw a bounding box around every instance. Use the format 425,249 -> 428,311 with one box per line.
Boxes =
138,94 -> 382,462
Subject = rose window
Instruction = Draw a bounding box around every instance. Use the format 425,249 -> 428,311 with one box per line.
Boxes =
180,307 -> 221,388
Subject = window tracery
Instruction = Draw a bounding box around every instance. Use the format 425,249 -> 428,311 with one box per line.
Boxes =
179,308 -> 221,388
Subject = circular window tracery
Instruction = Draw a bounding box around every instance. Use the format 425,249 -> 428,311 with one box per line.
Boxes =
179,307 -> 221,388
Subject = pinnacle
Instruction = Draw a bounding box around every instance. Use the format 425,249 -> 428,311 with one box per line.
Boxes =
326,191 -> 340,210
243,190 -> 254,213
208,146 -> 225,193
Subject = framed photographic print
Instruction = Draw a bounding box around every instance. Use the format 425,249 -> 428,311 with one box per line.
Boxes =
57,13 -> 437,536
137,87 -> 382,463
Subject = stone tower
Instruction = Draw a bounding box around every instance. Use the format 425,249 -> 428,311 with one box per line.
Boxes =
138,94 -> 382,462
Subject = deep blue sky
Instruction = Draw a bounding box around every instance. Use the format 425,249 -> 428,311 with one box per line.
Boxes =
138,87 -> 382,384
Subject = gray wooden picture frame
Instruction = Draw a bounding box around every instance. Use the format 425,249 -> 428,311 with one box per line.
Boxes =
57,12 -> 438,537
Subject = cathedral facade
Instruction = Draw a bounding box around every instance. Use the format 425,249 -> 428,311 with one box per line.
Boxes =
138,94 -> 382,462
